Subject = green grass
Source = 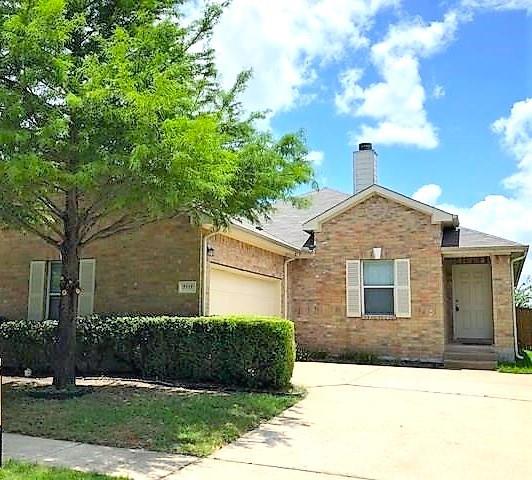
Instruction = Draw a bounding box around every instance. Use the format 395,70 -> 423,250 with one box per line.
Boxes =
3,382 -> 302,457
498,349 -> 532,373
0,460 -> 123,480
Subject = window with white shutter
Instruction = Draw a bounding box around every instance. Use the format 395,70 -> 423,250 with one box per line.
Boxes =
28,259 -> 96,321
394,259 -> 411,318
27,261 -> 47,321
348,258 -> 412,318
346,260 -> 361,317
78,259 -> 96,317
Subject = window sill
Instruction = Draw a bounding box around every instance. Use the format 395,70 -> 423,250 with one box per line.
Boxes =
361,314 -> 397,320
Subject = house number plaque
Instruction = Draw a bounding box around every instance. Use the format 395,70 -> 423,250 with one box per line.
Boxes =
178,281 -> 197,294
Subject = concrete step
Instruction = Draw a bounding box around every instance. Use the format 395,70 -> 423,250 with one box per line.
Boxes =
444,351 -> 497,362
445,344 -> 496,354
444,359 -> 497,370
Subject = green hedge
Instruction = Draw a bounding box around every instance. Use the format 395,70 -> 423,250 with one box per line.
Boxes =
0,315 -> 295,389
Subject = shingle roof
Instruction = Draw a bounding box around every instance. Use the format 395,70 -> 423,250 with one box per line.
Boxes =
235,187 -> 527,253
442,227 -> 526,249
259,188 -> 349,248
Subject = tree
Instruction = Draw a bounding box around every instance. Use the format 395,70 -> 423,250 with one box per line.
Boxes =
0,0 -> 313,389
515,276 -> 532,309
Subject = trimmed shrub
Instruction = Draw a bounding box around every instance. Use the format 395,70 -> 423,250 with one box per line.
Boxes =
0,315 -> 295,390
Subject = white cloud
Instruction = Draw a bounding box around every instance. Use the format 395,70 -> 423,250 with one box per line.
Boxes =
492,98 -> 532,196
307,150 -> 325,167
415,98 -> 532,278
461,0 -> 532,13
336,11 -> 463,149
186,0 -> 398,122
432,85 -> 446,99
412,184 -> 442,205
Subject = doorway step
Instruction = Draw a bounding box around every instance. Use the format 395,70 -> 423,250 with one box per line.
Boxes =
444,344 -> 497,370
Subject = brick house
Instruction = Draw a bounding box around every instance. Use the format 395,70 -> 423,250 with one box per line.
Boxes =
1,143 -> 528,367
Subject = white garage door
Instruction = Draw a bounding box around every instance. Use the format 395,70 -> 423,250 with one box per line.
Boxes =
209,265 -> 282,316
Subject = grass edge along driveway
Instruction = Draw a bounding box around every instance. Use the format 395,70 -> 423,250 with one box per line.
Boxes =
3,378 -> 303,457
498,349 -> 532,374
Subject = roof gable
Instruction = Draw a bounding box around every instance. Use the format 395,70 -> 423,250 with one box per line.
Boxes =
303,185 -> 458,232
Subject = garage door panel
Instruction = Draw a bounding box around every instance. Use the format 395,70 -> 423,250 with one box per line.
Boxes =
209,266 -> 281,316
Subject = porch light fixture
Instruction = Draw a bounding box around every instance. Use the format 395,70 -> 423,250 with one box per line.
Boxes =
206,245 -> 215,257
372,247 -> 382,260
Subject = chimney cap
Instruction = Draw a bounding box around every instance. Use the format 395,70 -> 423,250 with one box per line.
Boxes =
358,142 -> 373,151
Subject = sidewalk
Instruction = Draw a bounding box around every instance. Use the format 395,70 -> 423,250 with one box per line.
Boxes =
3,433 -> 198,480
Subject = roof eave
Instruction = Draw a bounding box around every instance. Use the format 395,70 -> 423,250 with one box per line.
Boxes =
441,245 -> 528,257
202,221 -> 301,256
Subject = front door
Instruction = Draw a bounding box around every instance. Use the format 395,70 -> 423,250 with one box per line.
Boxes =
452,264 -> 493,342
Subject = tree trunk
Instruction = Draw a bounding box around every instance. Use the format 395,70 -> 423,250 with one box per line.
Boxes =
53,189 -> 80,389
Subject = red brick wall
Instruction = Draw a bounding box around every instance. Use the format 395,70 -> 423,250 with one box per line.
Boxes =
208,234 -> 285,279
491,254 -> 515,361
0,216 -> 201,319
288,194 -> 445,362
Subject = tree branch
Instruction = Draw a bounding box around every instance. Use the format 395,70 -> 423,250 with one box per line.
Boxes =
12,218 -> 61,248
81,214 -> 174,247
36,195 -> 65,220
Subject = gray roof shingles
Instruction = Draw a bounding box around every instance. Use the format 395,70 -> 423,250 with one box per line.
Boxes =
238,187 -> 526,252
259,188 -> 349,248
441,227 -> 526,249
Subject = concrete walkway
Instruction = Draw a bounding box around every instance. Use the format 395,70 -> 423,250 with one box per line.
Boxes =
3,433 -> 198,479
5,363 -> 532,479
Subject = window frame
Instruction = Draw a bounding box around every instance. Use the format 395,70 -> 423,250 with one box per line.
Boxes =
45,260 -> 62,321
361,260 -> 395,316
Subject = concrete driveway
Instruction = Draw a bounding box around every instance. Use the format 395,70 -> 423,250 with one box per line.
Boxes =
175,362 -> 532,480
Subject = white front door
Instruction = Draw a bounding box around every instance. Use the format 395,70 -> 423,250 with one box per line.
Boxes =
452,264 -> 493,342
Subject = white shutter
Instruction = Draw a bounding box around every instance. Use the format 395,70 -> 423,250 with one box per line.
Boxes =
27,261 -> 46,321
394,259 -> 411,318
346,260 -> 362,317
78,259 -> 96,317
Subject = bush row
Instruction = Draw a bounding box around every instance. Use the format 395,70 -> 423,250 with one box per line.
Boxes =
0,315 -> 295,389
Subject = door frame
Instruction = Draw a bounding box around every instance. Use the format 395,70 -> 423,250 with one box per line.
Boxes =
451,263 -> 494,344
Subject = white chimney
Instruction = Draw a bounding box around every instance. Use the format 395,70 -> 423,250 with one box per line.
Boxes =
354,142 -> 377,193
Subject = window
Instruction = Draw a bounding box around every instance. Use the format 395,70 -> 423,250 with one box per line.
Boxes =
47,261 -> 62,320
346,259 -> 411,318
28,259 -> 96,322
362,260 -> 394,316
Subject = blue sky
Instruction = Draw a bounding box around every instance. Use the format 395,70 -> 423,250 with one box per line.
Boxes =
189,0 -> 532,277
274,5 -> 531,203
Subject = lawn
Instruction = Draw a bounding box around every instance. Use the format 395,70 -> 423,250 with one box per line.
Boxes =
0,460 -> 123,480
498,350 -> 532,374
2,379 -> 302,457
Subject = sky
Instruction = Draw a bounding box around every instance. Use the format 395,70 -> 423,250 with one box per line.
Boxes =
186,0 -> 532,278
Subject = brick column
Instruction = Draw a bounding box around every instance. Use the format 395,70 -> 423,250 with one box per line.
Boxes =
491,254 -> 515,361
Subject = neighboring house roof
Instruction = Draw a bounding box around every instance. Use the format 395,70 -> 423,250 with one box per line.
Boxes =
442,227 -> 527,250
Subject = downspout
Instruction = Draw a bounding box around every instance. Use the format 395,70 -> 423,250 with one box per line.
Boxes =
283,256 -> 299,319
511,253 -> 526,361
201,231 -> 218,316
